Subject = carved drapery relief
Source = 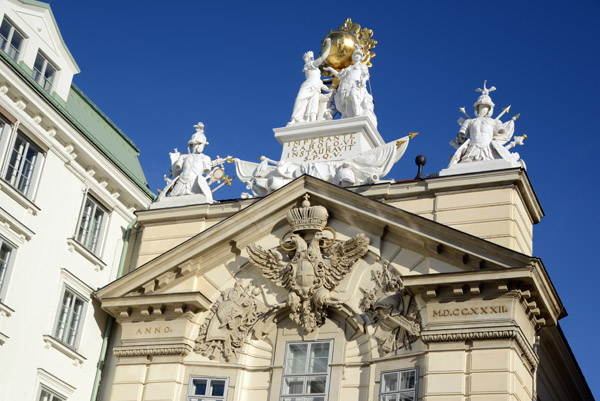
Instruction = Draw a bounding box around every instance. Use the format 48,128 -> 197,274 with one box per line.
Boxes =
194,283 -> 267,361
247,194 -> 370,333
360,265 -> 421,354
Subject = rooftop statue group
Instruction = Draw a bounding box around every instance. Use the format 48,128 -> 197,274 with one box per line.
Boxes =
154,19 -> 526,205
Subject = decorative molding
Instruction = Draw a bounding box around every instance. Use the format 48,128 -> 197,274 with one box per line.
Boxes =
0,300 -> 15,317
0,206 -> 35,243
421,328 -> 538,368
66,238 -> 106,271
42,335 -> 86,366
0,331 -> 8,345
113,345 -> 191,358
194,283 -> 267,362
360,265 -> 421,355
37,368 -> 76,396
0,178 -> 41,215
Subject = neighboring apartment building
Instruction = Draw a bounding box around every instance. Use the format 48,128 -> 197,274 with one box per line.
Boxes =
0,1 -> 154,400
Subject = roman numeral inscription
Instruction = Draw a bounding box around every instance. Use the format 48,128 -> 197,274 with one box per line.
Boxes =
431,305 -> 509,318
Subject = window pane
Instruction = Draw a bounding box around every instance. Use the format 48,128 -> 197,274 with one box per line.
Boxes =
0,242 -> 12,293
383,372 -> 398,392
305,398 -> 325,401
306,376 -> 327,394
400,371 -> 415,390
286,344 -> 308,374
283,377 -> 304,395
281,398 -> 303,401
0,21 -> 10,42
399,392 -> 415,401
381,395 -> 398,401
310,342 -> 329,358
209,379 -> 225,396
192,379 -> 207,395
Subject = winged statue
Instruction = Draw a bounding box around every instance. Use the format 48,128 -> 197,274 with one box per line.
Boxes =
246,195 -> 370,333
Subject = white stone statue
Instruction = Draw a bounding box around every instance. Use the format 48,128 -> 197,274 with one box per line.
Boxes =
233,135 -> 413,197
288,38 -> 333,125
448,81 -> 526,169
158,123 -> 232,204
325,45 -> 376,124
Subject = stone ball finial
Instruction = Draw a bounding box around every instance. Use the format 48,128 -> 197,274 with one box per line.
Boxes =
415,155 -> 426,180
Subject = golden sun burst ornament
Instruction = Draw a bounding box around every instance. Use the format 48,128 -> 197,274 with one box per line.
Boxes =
319,18 -> 377,77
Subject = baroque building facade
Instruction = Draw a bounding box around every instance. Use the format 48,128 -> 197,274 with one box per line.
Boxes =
95,170 -> 593,401
0,1 -> 154,401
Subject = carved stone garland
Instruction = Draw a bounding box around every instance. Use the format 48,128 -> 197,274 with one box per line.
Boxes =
194,283 -> 267,362
360,265 -> 421,354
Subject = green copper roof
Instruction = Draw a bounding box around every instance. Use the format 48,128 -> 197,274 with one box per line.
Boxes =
0,49 -> 154,199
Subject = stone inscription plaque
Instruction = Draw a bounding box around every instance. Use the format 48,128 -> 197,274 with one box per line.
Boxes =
282,133 -> 357,162
429,300 -> 511,322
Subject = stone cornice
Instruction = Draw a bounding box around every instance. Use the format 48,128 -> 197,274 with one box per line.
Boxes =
421,327 -> 538,369
97,176 -> 543,300
99,291 -> 211,320
113,344 -> 192,358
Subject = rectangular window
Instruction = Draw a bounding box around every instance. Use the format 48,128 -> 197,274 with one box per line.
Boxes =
33,52 -> 57,91
379,369 -> 418,401
0,18 -> 24,61
0,238 -> 14,299
38,387 -> 66,401
76,195 -> 107,255
186,377 -> 228,401
4,133 -> 43,198
53,288 -> 86,349
281,341 -> 332,401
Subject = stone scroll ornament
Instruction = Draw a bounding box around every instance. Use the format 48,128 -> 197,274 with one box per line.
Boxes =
247,194 -> 370,333
360,265 -> 421,354
194,283 -> 266,362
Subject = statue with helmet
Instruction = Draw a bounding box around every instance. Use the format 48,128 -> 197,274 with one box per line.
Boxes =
157,122 -> 233,204
448,81 -> 527,168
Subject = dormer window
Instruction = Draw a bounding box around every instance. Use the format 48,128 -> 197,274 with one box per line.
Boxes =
33,52 -> 57,91
0,18 -> 24,61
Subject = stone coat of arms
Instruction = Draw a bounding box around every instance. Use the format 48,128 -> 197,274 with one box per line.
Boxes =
247,194 -> 370,333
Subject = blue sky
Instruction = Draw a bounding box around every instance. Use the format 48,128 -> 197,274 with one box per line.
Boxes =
48,0 -> 599,395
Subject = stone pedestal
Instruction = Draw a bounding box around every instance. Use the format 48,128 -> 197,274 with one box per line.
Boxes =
273,116 -> 384,164
439,159 -> 522,176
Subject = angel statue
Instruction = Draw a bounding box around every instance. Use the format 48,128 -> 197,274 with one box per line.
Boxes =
157,122 -> 233,204
288,38 -> 333,125
448,81 -> 526,168
246,195 -> 370,333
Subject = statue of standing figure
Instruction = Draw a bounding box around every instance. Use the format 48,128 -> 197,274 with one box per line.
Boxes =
448,81 -> 526,168
158,123 -> 232,204
326,45 -> 376,124
288,38 -> 333,125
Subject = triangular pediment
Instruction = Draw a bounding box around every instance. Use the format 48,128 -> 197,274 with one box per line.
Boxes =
97,176 -> 536,304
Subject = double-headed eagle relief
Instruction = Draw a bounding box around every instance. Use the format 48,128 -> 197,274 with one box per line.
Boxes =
247,194 -> 370,333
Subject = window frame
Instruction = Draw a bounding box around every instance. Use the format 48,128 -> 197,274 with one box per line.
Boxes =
37,385 -> 66,401
75,193 -> 109,256
186,376 -> 229,401
280,340 -> 334,401
52,285 -> 87,350
2,130 -> 45,200
33,51 -> 58,92
378,368 -> 419,401
0,236 -> 16,301
0,17 -> 25,61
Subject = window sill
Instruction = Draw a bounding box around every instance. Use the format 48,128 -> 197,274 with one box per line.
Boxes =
0,300 -> 14,317
42,335 -> 86,366
0,178 -> 40,215
66,238 -> 106,271
0,331 -> 7,345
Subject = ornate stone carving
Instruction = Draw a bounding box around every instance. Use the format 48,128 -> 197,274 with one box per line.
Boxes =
113,346 -> 191,358
421,329 -> 538,368
448,81 -> 526,168
360,265 -> 421,354
247,194 -> 370,333
194,283 -> 265,362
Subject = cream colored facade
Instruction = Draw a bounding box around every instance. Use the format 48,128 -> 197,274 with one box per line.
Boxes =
96,170 -> 593,401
